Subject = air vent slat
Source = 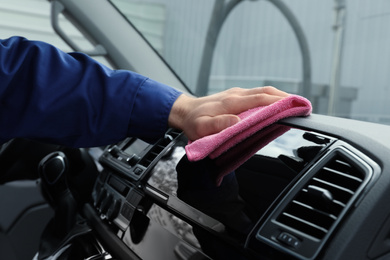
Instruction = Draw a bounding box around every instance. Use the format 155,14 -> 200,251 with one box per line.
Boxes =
312,177 -> 354,194
323,167 -> 363,182
168,129 -> 182,138
295,190 -> 344,216
278,212 -> 328,239
333,200 -> 346,208
311,178 -> 354,203
155,146 -> 165,152
138,137 -> 173,168
317,167 -> 363,190
287,200 -> 336,227
327,159 -> 365,179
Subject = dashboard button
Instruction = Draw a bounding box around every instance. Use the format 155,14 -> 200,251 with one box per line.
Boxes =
278,232 -> 300,248
109,146 -> 121,158
126,155 -> 141,166
133,167 -> 143,175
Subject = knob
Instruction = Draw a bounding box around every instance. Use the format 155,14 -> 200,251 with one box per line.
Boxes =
39,151 -> 68,204
94,187 -> 107,209
99,192 -> 113,214
126,155 -> 141,167
106,199 -> 121,221
109,146 -> 121,158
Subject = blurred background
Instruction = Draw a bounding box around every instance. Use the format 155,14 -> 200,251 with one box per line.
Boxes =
1,0 -> 389,125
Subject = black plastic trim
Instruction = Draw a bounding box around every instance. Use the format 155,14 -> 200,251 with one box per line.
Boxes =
253,141 -> 381,260
83,203 -> 141,260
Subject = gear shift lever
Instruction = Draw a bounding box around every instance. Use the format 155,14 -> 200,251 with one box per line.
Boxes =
39,151 -> 79,235
39,152 -> 69,205
38,151 -> 82,259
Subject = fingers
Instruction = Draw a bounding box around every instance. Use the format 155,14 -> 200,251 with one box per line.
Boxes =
221,93 -> 283,114
223,86 -> 289,98
191,115 -> 241,140
250,86 -> 289,97
168,86 -> 290,141
216,87 -> 288,116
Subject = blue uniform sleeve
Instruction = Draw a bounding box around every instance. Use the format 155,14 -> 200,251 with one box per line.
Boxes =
0,36 -> 182,147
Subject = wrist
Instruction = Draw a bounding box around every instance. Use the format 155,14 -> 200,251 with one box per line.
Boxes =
168,94 -> 194,130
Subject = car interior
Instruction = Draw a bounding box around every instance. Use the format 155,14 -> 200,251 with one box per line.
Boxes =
1,1 -> 390,260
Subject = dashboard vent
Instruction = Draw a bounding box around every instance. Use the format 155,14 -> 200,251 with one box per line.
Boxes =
168,129 -> 182,139
138,138 -> 170,168
277,152 -> 366,240
256,143 -> 379,260
138,129 -> 181,168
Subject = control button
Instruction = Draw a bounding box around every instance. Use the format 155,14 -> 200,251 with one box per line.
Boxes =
133,167 -> 143,176
126,155 -> 141,167
108,147 -> 121,158
277,232 -> 301,249
100,192 -> 113,214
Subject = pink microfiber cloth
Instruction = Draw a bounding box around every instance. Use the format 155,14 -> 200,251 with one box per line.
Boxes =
213,124 -> 291,186
185,94 -> 312,162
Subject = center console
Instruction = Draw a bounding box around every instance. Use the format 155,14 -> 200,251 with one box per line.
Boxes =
87,125 -> 380,260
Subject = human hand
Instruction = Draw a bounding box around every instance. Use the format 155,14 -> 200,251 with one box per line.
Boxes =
168,86 -> 289,141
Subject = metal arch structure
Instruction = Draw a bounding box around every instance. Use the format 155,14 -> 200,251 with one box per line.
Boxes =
195,0 -> 312,100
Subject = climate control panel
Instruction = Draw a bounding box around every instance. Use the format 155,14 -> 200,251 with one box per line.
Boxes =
92,170 -> 144,232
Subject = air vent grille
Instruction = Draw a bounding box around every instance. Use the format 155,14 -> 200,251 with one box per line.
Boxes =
277,153 -> 366,240
138,129 -> 181,168
138,139 -> 170,168
168,129 -> 182,139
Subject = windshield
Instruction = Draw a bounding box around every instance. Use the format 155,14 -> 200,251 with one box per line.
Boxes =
111,0 -> 389,125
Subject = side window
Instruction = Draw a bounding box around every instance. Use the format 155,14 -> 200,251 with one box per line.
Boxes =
0,0 -> 112,68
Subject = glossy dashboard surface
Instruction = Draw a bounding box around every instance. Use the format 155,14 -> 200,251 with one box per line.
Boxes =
89,114 -> 390,260
95,124 -> 352,259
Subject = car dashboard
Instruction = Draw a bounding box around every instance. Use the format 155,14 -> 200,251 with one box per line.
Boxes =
83,114 -> 390,260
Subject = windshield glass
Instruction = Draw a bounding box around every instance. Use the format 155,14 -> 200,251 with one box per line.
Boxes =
111,0 -> 389,125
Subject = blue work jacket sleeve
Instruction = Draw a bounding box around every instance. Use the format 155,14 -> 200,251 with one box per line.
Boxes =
0,36 -> 182,147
